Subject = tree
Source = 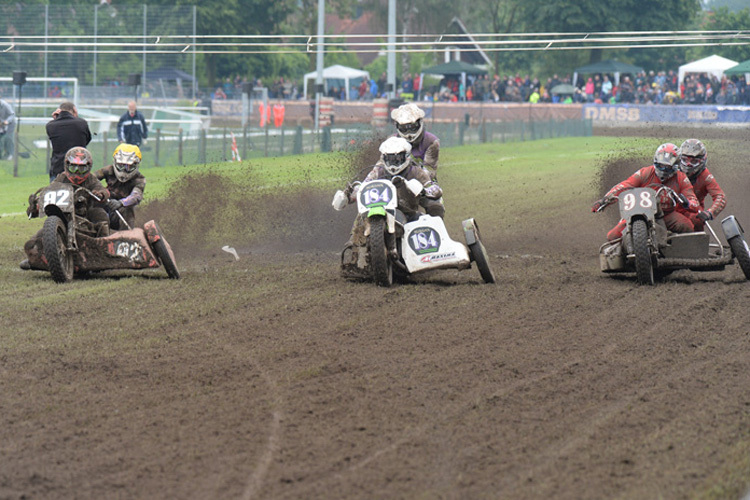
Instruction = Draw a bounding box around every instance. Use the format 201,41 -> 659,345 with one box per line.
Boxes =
695,7 -> 750,62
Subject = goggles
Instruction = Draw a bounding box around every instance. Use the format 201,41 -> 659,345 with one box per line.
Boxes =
383,152 -> 406,166
66,162 -> 91,174
115,162 -> 138,173
681,155 -> 704,168
397,122 -> 420,134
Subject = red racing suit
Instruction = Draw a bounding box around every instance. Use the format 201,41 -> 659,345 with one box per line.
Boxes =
676,167 -> 726,231
605,165 -> 699,241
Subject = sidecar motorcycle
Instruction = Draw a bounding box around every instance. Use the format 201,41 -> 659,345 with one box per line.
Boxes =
333,177 -> 495,287
596,186 -> 750,285
23,181 -> 180,283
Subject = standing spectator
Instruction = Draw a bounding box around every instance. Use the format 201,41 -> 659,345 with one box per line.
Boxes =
0,96 -> 16,160
370,78 -> 379,99
358,79 -> 368,100
45,102 -> 92,182
601,75 -> 613,101
584,78 -> 595,102
117,101 -> 149,147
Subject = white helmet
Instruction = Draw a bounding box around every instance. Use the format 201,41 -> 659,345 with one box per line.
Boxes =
391,103 -> 425,143
112,143 -> 142,183
379,137 -> 412,176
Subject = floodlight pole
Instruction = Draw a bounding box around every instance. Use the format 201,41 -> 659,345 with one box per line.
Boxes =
314,0 -> 325,132
387,0 -> 396,100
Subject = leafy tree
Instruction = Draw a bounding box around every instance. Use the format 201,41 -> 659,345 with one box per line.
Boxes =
694,7 -> 750,62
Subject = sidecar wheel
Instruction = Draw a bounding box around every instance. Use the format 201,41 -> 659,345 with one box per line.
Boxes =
728,235 -> 750,280
369,216 -> 393,287
469,238 -> 496,284
153,238 -> 181,279
631,219 -> 655,286
42,215 -> 73,283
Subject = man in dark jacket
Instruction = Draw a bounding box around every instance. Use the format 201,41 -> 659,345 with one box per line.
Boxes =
45,102 -> 92,182
117,101 -> 148,146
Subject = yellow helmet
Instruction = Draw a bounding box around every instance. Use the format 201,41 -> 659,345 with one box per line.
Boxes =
113,143 -> 142,182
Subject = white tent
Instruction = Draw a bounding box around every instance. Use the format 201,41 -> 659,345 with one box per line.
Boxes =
678,54 -> 738,87
303,65 -> 370,101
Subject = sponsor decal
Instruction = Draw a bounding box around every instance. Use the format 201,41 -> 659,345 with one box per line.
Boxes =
420,251 -> 456,263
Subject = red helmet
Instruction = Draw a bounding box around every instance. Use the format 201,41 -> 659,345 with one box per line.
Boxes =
653,143 -> 680,181
64,147 -> 93,185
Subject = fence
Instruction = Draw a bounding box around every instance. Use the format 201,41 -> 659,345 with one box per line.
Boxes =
1,117 -> 592,178
0,4 -> 197,97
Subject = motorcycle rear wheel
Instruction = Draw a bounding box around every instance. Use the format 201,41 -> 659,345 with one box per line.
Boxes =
42,215 -> 73,283
631,219 -> 655,286
368,216 -> 393,287
728,235 -> 750,280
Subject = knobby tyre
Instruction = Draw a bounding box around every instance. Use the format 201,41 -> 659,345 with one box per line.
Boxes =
42,215 -> 73,283
728,235 -> 750,280
469,236 -> 496,284
631,219 -> 654,286
368,216 -> 393,287
153,239 -> 181,279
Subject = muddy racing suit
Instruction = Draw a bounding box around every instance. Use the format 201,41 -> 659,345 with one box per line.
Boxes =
398,130 -> 440,180
24,175 -> 110,264
94,165 -> 146,230
342,162 -> 444,274
676,167 -> 726,232
603,165 -> 699,241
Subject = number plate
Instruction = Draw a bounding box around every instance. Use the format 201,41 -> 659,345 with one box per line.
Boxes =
407,226 -> 441,255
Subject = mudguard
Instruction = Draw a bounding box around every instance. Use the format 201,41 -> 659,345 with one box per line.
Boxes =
462,218 -> 478,246
367,206 -> 387,218
144,220 -> 163,244
721,215 -> 744,241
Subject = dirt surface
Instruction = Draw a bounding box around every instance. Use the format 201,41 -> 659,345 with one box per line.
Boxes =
3,129 -> 750,499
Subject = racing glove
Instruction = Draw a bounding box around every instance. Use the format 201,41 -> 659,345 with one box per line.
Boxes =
591,196 -> 612,213
697,210 -> 713,222
26,194 -> 39,218
107,199 -> 123,211
676,193 -> 690,209
424,184 -> 441,199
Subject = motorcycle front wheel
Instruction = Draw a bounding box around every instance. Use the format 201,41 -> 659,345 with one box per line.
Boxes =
631,219 -> 655,286
42,215 -> 74,283
368,216 -> 393,287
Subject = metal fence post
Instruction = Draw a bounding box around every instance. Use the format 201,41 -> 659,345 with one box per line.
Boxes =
222,127 -> 227,162
293,126 -> 303,155
263,125 -> 268,156
458,121 -> 465,146
178,128 -> 183,165
102,131 -> 108,167
280,126 -> 285,156
155,129 -> 161,167
242,125 -> 248,160
199,129 -> 206,164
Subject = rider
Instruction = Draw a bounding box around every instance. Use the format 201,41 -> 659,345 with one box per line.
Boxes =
94,143 -> 146,230
21,147 -> 110,269
391,102 -> 440,180
336,136 -> 444,276
676,139 -> 726,232
592,143 -> 699,241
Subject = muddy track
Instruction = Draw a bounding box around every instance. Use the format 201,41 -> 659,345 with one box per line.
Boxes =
2,129 -> 750,499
